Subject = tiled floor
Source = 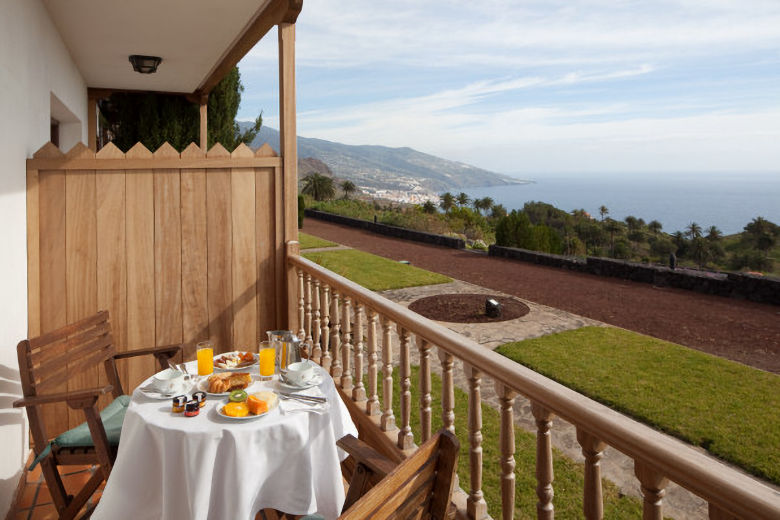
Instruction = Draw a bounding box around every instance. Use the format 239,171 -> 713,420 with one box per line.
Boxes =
12,464 -> 104,520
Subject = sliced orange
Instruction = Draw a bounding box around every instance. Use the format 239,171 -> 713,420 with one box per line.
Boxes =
223,401 -> 249,417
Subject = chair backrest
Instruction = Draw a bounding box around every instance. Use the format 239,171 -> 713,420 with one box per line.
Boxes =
340,429 -> 459,520
17,311 -> 122,438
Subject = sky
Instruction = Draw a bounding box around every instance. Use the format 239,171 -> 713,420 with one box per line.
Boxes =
236,0 -> 780,177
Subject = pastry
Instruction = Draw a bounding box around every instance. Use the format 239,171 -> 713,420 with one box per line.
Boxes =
207,372 -> 252,394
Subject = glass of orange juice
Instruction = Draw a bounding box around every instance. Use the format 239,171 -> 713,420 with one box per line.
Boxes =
258,341 -> 275,380
196,341 -> 214,376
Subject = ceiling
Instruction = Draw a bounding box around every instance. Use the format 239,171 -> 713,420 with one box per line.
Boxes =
43,0 -> 273,94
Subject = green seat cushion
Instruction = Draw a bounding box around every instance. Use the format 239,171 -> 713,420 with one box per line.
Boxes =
30,395 -> 130,469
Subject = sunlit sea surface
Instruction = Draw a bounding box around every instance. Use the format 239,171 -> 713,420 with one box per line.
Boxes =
465,173 -> 780,235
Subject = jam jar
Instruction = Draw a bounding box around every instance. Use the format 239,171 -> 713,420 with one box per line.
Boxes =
184,400 -> 200,417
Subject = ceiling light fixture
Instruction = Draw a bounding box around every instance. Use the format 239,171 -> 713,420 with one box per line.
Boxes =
129,55 -> 162,74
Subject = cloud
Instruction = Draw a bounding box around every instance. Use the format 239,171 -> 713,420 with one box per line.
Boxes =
238,1 -> 780,174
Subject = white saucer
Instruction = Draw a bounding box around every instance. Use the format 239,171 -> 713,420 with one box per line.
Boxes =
276,373 -> 323,391
139,383 -> 193,400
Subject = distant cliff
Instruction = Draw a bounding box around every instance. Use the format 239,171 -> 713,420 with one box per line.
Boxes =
245,125 -> 520,193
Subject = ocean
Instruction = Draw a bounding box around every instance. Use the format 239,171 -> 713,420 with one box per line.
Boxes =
465,173 -> 780,235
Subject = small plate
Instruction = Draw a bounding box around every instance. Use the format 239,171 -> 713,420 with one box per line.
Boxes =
277,373 -> 323,391
213,351 -> 258,371
197,378 -> 256,397
139,383 -> 192,400
216,396 -> 279,420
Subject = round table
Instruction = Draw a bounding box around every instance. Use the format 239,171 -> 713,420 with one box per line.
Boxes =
91,363 -> 357,520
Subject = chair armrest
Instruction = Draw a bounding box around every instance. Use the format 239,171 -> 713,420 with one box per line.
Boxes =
337,434 -> 397,479
13,385 -> 114,408
114,343 -> 182,360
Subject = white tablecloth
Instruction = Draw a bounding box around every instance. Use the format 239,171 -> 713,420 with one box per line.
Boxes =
92,363 -> 357,520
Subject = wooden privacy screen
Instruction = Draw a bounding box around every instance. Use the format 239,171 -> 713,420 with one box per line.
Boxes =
26,140 -> 284,433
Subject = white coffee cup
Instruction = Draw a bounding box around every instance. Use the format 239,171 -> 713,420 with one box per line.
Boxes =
283,360 -> 316,387
151,368 -> 187,395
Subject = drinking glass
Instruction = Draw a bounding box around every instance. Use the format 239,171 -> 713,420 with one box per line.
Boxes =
258,341 -> 275,379
196,341 -> 214,376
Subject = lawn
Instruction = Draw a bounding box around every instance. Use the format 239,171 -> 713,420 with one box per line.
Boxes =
495,326 -> 780,485
384,367 -> 644,519
302,249 -> 451,291
299,232 -> 338,250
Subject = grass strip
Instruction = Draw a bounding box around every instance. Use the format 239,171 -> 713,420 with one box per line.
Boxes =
299,232 -> 338,250
380,367 -> 644,519
495,326 -> 780,485
302,249 -> 451,291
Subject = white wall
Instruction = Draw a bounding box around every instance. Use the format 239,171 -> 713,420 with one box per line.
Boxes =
0,0 -> 87,515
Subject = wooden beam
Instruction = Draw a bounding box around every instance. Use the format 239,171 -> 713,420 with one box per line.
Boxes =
196,0 -> 303,95
278,21 -> 298,328
87,97 -> 97,152
199,95 -> 208,151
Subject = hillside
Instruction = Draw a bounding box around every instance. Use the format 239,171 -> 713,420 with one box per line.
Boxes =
244,125 -> 520,193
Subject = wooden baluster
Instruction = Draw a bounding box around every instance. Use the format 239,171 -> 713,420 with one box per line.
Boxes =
341,296 -> 353,392
304,274 -> 313,354
418,339 -> 432,443
311,279 -> 321,364
635,461 -> 669,520
465,363 -> 488,519
297,268 -> 305,340
352,303 -> 366,404
380,316 -> 396,432
320,284 -> 331,372
708,504 -> 739,520
495,383 -> 518,520
531,402 -> 555,520
397,327 -> 413,450
577,428 -> 607,520
438,349 -> 455,434
330,290 -> 342,379
366,309 -> 380,417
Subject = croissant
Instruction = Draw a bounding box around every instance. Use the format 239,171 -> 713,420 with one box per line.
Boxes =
207,372 -> 251,393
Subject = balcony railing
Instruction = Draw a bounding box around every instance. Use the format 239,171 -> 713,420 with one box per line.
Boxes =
287,243 -> 780,520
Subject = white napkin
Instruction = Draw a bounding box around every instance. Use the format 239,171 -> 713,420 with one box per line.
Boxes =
279,386 -> 330,414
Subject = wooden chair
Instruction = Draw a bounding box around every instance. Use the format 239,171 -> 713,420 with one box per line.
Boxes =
13,311 -> 181,520
314,429 -> 459,520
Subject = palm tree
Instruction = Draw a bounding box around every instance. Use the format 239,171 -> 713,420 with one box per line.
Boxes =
456,192 -> 470,207
473,196 -> 494,215
340,180 -> 356,199
599,205 -> 609,221
439,192 -> 455,213
624,215 -> 640,231
686,222 -> 703,240
301,173 -> 335,201
490,204 -> 507,219
604,218 -> 622,257
706,225 -> 722,241
422,200 -> 437,214
648,220 -> 663,234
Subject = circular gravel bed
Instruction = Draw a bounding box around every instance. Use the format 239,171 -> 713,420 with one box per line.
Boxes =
408,293 -> 530,323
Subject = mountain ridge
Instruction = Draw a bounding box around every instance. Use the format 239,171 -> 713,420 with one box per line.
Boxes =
244,125 -> 521,193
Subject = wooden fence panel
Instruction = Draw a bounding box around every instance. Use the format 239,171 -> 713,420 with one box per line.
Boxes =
26,141 -> 286,435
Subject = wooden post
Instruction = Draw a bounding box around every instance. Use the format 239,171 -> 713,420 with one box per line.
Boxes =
495,383 -> 518,520
320,284 -> 331,371
418,339 -> 433,443
312,279 -> 321,363
278,22 -> 298,327
438,349 -> 455,435
380,316 -> 396,432
635,461 -> 669,520
87,96 -> 98,152
352,303 -> 366,403
397,326 -> 413,451
304,274 -> 313,350
366,309 -> 380,417
532,402 -> 555,520
199,95 -> 208,151
297,268 -> 305,340
465,363 -> 488,519
330,290 -> 342,379
341,296 -> 353,392
578,428 -> 607,520
285,241 -> 300,333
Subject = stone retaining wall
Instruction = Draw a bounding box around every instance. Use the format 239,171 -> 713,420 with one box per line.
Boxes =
305,209 -> 465,249
489,245 -> 780,305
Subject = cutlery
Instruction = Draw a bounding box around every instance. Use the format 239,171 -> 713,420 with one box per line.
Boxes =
278,393 -> 327,404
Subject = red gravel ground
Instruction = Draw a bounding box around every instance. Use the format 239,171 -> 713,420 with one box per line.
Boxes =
303,219 -> 780,374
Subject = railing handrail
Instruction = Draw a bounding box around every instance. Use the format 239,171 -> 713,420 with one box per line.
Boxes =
289,253 -> 780,518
